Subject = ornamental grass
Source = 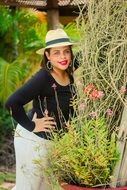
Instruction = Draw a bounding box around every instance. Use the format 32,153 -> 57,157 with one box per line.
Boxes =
41,0 -> 127,188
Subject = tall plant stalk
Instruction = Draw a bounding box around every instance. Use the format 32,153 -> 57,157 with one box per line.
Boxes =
75,0 -> 127,131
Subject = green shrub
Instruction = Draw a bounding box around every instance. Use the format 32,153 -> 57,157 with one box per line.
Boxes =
48,117 -> 119,187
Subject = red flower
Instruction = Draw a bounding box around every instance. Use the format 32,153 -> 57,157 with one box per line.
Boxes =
84,84 -> 94,95
84,84 -> 104,100
89,90 -> 99,100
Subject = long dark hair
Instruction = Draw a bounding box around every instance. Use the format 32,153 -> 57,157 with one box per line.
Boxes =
40,46 -> 74,76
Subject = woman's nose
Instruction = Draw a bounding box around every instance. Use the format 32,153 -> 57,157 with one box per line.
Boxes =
60,52 -> 66,59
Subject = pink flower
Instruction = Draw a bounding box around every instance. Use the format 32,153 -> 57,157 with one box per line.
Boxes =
106,108 -> 113,116
79,102 -> 86,111
97,91 -> 104,98
120,86 -> 126,93
89,90 -> 99,100
52,83 -> 57,89
77,80 -> 82,86
84,84 -> 104,100
89,111 -> 97,118
89,90 -> 104,100
84,84 -> 94,95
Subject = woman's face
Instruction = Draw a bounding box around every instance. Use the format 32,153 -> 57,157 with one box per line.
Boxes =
45,46 -> 72,71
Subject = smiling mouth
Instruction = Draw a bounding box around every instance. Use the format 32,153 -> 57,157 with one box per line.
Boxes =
58,60 -> 68,65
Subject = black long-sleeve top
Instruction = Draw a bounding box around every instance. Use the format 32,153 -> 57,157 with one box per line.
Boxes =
5,68 -> 75,139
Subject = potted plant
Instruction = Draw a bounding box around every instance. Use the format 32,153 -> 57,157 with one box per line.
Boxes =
37,0 -> 127,189
45,0 -> 127,189
46,81 -> 127,190
47,116 -> 120,189
46,82 -> 127,189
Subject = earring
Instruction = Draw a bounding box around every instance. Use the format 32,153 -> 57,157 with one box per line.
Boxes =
69,60 -> 73,67
46,61 -> 52,70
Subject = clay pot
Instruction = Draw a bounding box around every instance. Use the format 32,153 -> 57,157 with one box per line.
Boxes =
61,184 -> 127,190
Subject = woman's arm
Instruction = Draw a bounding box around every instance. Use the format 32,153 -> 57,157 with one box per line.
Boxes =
5,69 -> 46,131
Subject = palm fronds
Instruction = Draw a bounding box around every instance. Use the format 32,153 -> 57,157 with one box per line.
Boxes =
0,58 -> 22,102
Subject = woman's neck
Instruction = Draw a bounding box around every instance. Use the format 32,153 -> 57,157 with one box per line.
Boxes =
52,68 -> 66,77
50,69 -> 70,86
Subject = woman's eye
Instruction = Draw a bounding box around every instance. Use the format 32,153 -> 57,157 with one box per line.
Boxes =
65,50 -> 70,54
54,52 -> 59,55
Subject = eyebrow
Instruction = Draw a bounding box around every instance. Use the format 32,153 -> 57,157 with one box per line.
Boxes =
52,48 -> 70,52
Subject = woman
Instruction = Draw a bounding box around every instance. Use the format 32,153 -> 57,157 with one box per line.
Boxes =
5,28 -> 76,190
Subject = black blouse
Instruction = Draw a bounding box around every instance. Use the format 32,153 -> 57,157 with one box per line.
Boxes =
5,68 -> 75,139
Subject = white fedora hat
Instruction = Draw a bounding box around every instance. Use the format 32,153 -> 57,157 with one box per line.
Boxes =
36,28 -> 74,55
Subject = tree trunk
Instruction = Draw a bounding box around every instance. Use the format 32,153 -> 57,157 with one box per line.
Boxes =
47,0 -> 60,30
47,9 -> 59,30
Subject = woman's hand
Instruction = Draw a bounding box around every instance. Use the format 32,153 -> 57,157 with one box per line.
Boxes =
32,111 -> 56,133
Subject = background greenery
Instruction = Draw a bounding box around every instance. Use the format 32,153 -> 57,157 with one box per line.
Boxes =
0,5 -> 80,169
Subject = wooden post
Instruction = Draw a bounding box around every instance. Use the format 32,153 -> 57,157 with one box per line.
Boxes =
110,100 -> 127,187
47,0 -> 60,30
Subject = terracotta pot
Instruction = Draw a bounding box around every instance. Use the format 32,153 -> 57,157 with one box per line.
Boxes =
61,184 -> 127,190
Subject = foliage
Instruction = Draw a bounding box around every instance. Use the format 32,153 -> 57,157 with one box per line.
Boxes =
64,22 -> 80,43
16,9 -> 46,52
75,0 -> 127,131
0,6 -> 47,61
0,6 -> 42,102
0,171 -> 15,185
0,105 -> 16,168
44,0 -> 127,188
48,118 -> 119,188
0,7 -> 44,143
0,7 -> 45,102
0,58 -> 24,102
0,7 -> 13,35
0,106 -> 15,134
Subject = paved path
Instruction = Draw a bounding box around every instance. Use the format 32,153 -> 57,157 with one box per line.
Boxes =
0,182 -> 15,190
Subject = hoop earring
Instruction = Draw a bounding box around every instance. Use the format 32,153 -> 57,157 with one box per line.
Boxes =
69,60 -> 73,67
46,61 -> 52,70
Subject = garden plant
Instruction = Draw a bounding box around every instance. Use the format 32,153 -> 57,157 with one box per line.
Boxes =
43,0 -> 127,189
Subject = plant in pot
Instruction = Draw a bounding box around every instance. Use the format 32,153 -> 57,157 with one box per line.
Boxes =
46,83 -> 121,190
47,116 -> 120,190
44,0 -> 127,189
